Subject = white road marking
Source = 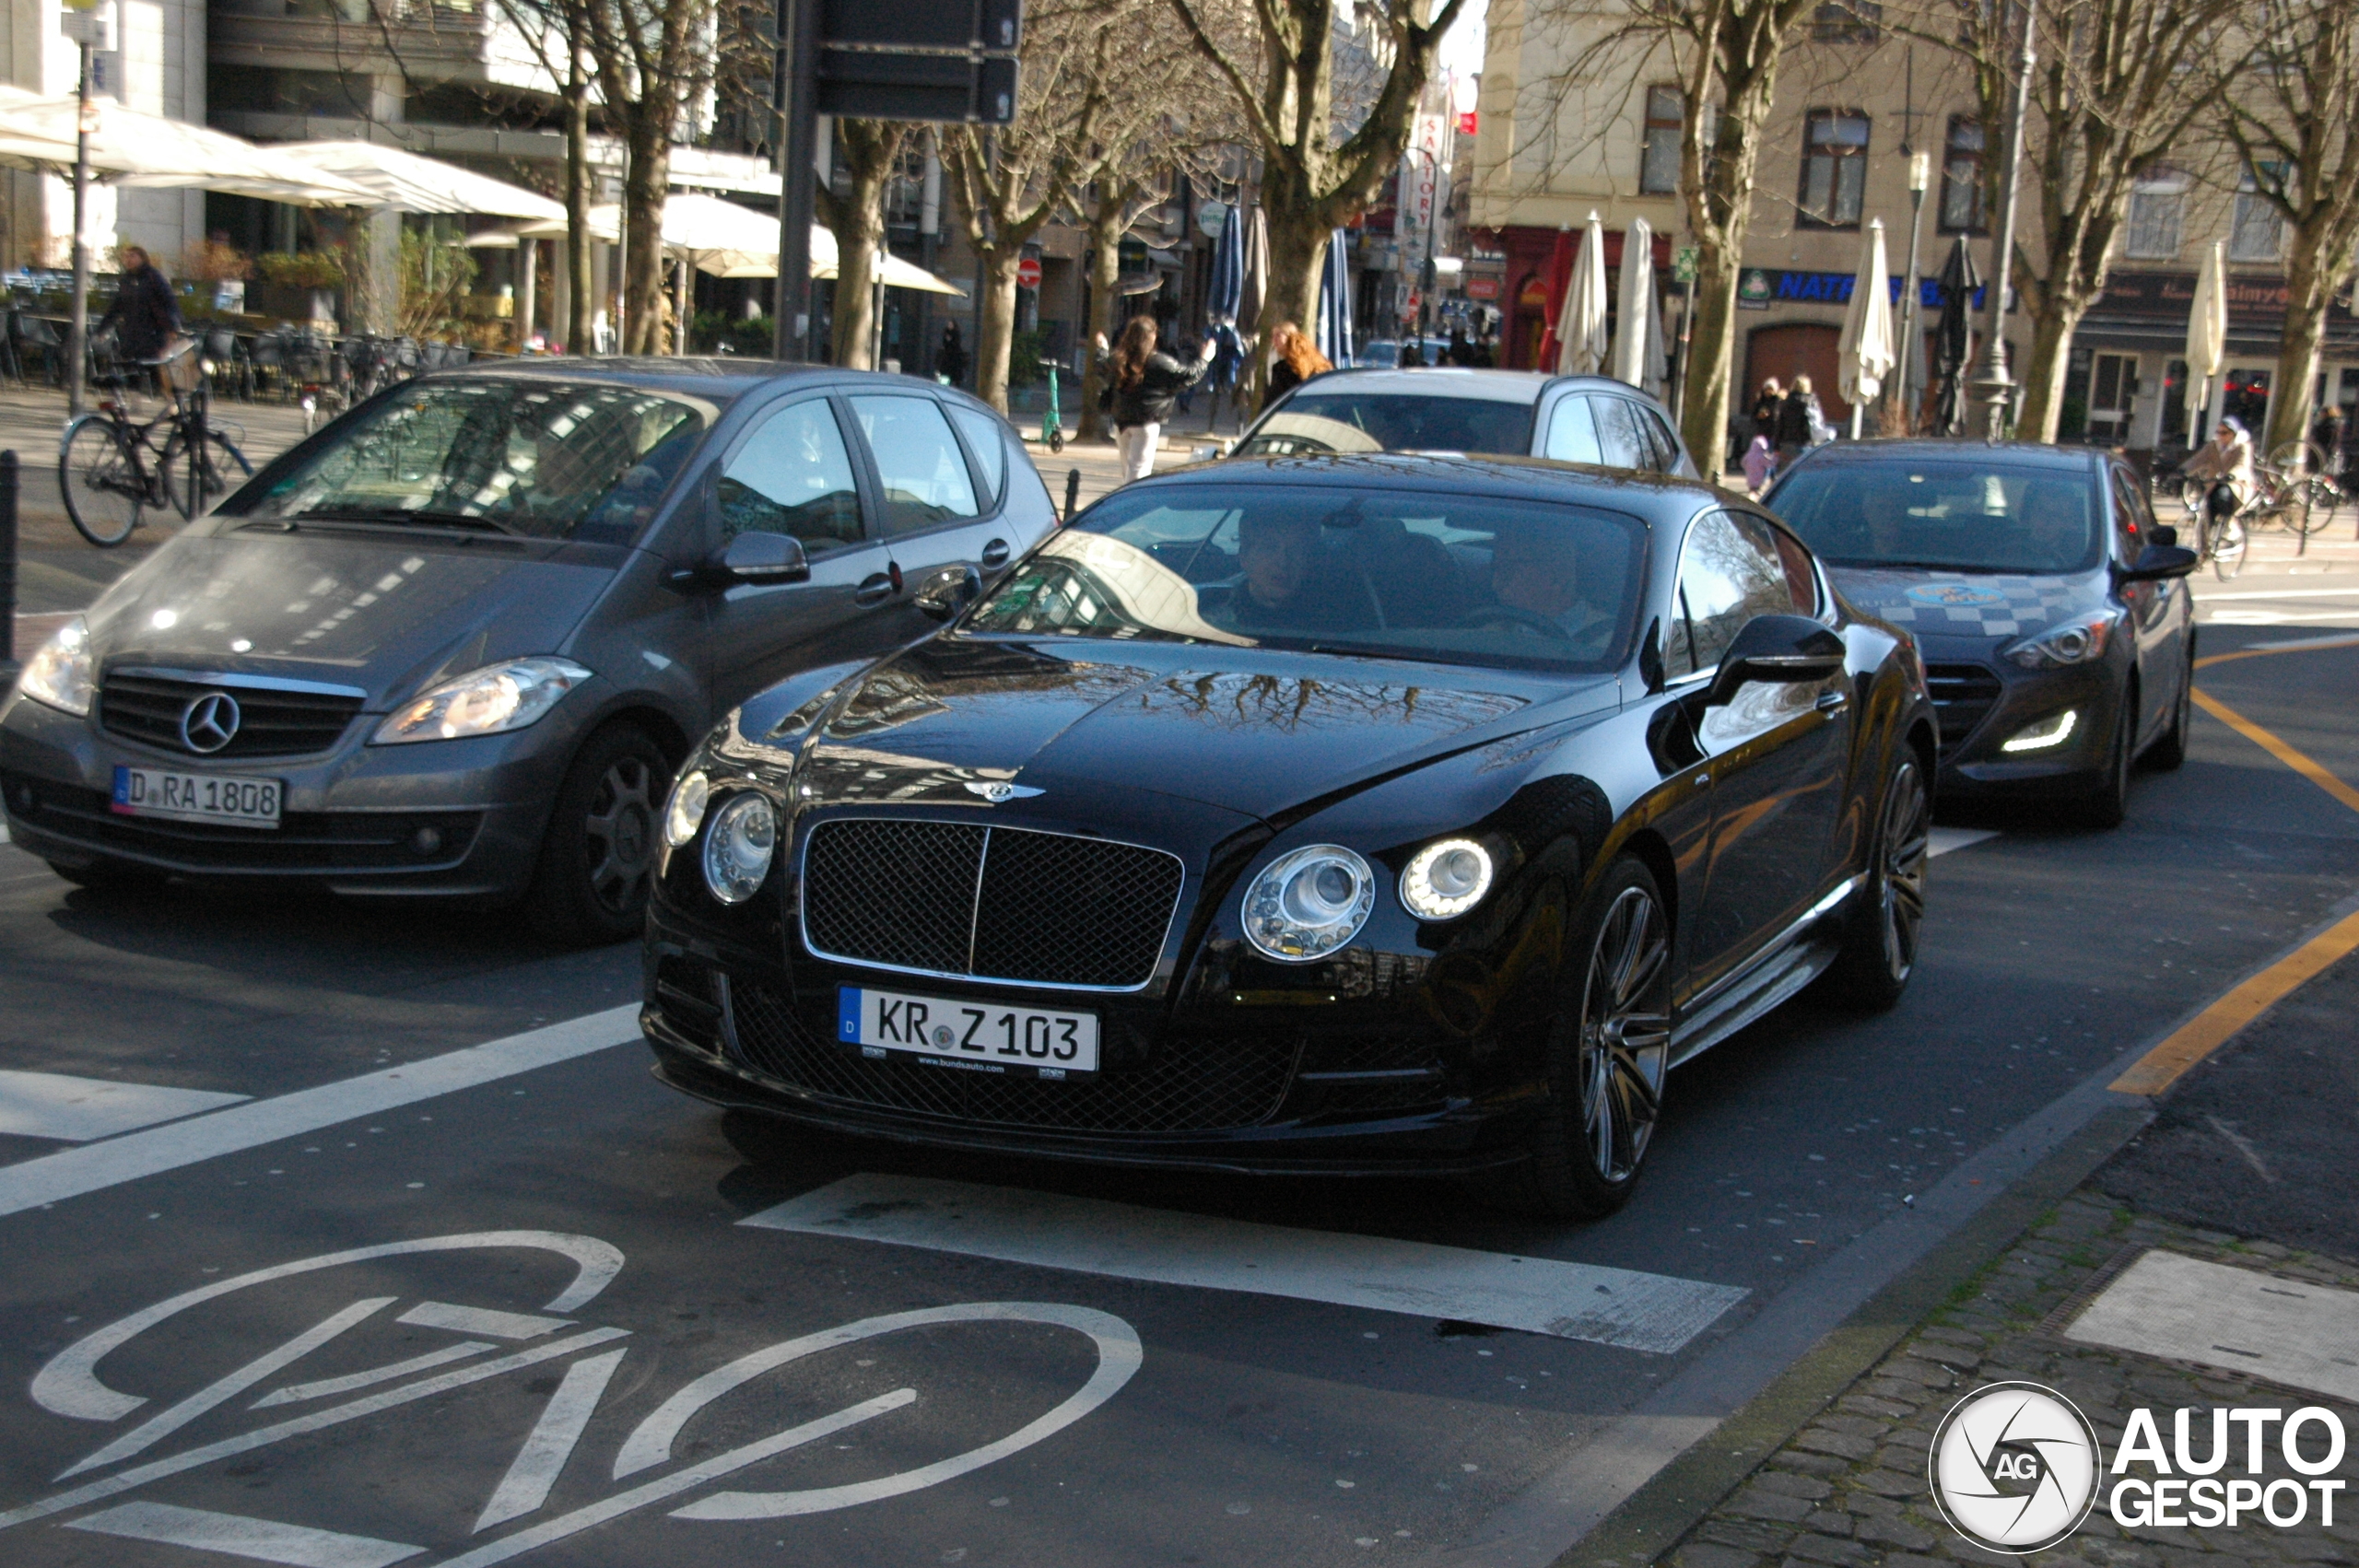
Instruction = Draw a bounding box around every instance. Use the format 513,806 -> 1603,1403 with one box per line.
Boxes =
0,1330 -> 630,1533
2065,1248 -> 2359,1401
35,1232 -> 622,1422
2194,586 -> 2359,599
2251,630 -> 2359,651
65,1501 -> 424,1566
471,1348 -> 625,1534
0,1005 -> 640,1219
2205,608 -> 2359,626
58,1299 -> 393,1480
395,1301 -> 570,1340
252,1342 -> 497,1409
0,1070 -> 247,1142
743,1174 -> 1746,1353
1927,827 -> 1998,857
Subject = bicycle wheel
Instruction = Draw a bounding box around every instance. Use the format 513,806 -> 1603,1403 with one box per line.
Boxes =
2211,513 -> 2247,580
59,415 -> 145,546
2267,439 -> 2326,477
165,428 -> 253,520
2294,476 -> 2346,538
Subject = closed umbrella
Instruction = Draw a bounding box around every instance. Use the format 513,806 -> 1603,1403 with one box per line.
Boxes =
1315,227 -> 1354,368
1932,237 -> 1980,438
2185,240 -> 2228,442
1837,218 -> 1895,438
1642,293 -> 1669,401
1610,216 -> 1655,389
1535,226 -> 1573,369
1206,204 -> 1242,327
1238,207 -> 1269,339
1555,212 -> 1609,376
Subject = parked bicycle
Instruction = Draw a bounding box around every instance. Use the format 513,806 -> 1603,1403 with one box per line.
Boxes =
59,337 -> 254,547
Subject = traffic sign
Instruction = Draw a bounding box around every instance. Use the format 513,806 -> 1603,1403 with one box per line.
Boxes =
816,50 -> 1018,123
821,0 -> 1020,53
1016,257 -> 1042,289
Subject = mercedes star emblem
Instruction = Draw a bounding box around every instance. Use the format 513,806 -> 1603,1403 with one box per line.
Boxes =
179,691 -> 242,755
962,780 -> 1044,803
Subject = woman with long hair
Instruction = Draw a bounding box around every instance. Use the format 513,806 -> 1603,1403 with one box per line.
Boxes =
1260,323 -> 1332,413
1095,314 -> 1215,481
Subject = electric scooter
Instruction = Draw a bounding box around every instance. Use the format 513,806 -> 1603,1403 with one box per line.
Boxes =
1038,357 -> 1065,452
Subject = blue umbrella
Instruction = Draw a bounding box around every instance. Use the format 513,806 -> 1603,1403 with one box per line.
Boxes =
1206,204 -> 1242,327
1315,228 -> 1354,368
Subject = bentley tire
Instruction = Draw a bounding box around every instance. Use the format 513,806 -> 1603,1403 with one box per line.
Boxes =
525,722 -> 670,946
1823,752 -> 1930,1011
1486,856 -> 1671,1221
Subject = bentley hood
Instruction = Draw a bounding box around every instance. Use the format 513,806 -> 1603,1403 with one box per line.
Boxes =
792,635 -> 1620,824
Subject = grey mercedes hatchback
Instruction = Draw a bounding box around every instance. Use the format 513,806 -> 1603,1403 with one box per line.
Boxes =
2,358 -> 1056,942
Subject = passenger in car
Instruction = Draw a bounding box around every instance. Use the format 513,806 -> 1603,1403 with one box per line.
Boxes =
1224,512 -> 1366,633
1486,520 -> 1618,656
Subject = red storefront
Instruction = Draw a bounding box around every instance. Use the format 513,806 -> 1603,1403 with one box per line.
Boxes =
1472,224 -> 1675,369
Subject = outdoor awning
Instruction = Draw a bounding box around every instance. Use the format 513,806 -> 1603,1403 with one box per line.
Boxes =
470,204 -> 966,295
269,142 -> 565,219
0,97 -> 377,205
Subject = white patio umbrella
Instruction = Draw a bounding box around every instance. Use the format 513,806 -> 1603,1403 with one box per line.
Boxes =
1837,218 -> 1895,438
2185,240 -> 2228,440
478,209 -> 963,293
1555,211 -> 1609,376
0,97 -> 376,205
270,142 -> 564,219
1610,216 -> 1655,390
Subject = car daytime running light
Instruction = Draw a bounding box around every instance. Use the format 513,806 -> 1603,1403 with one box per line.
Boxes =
663,769 -> 710,848
372,658 -> 593,743
2002,611 -> 2118,670
2001,709 -> 2078,753
701,791 -> 777,904
18,615 -> 93,716
1242,844 -> 1376,962
1399,837 -> 1495,920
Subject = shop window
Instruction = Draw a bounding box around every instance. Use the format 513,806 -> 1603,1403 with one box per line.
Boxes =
1938,115 -> 1985,233
1639,87 -> 1683,195
1799,110 -> 1870,228
2124,170 -> 2187,260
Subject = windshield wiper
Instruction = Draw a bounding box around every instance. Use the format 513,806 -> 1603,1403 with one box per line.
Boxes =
291,507 -> 526,536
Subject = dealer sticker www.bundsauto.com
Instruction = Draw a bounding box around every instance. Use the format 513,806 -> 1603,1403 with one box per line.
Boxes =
1929,1383 -> 2350,1554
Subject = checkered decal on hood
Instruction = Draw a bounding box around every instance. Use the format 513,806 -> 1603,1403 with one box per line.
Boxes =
1830,569 -> 2083,639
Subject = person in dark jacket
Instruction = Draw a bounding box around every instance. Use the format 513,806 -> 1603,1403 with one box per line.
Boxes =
98,246 -> 183,367
1775,375 -> 1825,464
1260,322 -> 1332,414
1749,378 -> 1784,446
934,322 -> 968,388
1095,316 -> 1215,480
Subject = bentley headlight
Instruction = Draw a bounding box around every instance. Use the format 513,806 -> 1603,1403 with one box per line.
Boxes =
663,769 -> 710,848
2002,611 -> 2118,670
18,614 -> 93,716
1400,837 -> 1495,920
372,658 -> 592,743
701,791 -> 777,904
1242,844 -> 1375,962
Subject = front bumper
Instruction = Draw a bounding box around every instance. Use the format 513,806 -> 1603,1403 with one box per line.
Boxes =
0,687 -> 575,895
1919,650 -> 2126,798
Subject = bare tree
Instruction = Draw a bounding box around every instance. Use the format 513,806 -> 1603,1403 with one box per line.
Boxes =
579,0 -> 723,354
1913,0 -> 2239,440
815,122 -> 916,369
1168,0 -> 1471,386
484,0 -> 600,351
2201,0 -> 2359,455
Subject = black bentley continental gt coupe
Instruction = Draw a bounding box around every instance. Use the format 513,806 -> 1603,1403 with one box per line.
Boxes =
640,454 -> 1936,1216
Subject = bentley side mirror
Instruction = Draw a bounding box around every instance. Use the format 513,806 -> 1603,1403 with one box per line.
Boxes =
1704,614 -> 1847,707
914,563 -> 984,622
2119,544 -> 2199,582
718,530 -> 810,584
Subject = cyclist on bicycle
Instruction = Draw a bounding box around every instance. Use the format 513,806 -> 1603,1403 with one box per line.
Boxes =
2182,415 -> 2255,540
97,246 -> 184,365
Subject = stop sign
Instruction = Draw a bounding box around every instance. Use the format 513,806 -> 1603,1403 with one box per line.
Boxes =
1015,256 -> 1042,289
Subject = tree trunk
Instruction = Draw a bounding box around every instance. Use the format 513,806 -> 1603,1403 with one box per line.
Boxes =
565,64 -> 593,356
2015,293 -> 2085,444
2268,228 -> 2336,457
1682,240 -> 1743,482
1259,207 -> 1328,398
828,172 -> 889,370
973,249 -> 1023,415
1078,195 -> 1131,441
620,127 -> 671,357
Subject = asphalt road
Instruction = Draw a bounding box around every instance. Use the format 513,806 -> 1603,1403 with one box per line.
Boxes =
0,515 -> 2353,1567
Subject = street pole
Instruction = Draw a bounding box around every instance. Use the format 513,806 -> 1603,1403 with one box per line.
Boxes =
65,35 -> 94,417
771,0 -> 817,360
1970,0 -> 2035,440
1894,151 -> 1930,434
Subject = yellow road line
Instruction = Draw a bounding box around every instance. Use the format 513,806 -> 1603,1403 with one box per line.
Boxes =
2111,907 -> 2359,1095
2189,688 -> 2359,814
2195,631 -> 2359,670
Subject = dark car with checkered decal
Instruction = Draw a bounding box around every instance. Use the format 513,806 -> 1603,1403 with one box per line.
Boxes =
1765,440 -> 2200,826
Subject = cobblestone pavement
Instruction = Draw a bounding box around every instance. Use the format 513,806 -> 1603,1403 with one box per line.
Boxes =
1648,1194 -> 2359,1568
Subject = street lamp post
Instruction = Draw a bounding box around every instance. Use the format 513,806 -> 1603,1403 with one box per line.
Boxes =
1970,0 -> 2036,439
1892,151 -> 1931,434
61,0 -> 108,417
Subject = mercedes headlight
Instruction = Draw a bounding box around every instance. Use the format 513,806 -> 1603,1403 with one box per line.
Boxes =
663,769 -> 710,848
371,658 -> 593,743
1400,837 -> 1496,920
701,791 -> 777,904
2002,611 -> 2118,670
17,615 -> 93,716
1241,844 -> 1375,962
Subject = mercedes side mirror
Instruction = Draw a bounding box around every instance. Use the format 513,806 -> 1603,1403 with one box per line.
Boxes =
914,563 -> 984,622
719,530 -> 810,584
2119,544 -> 2198,582
1705,614 -> 1848,707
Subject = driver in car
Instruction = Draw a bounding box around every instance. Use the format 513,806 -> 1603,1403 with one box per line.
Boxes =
2015,480 -> 2087,564
1224,511 -> 1363,635
1483,519 -> 1616,656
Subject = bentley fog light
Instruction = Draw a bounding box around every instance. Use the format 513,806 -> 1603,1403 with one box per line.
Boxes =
1399,837 -> 1495,920
1242,844 -> 1375,961
2001,709 -> 2079,753
663,769 -> 710,848
701,791 -> 777,904
18,615 -> 93,716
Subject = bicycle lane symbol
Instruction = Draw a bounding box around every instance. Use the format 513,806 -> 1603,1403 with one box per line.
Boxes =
0,1230 -> 1144,1564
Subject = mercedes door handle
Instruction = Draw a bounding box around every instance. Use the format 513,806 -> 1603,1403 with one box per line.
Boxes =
1815,691 -> 1849,714
853,573 -> 896,607
981,538 -> 1011,569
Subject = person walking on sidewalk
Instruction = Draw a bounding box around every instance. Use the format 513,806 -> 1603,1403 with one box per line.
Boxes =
1260,322 -> 1332,415
98,245 -> 184,374
1097,317 -> 1215,482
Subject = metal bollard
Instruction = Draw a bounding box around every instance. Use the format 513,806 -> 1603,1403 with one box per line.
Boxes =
1063,467 -> 1080,523
0,451 -> 17,683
